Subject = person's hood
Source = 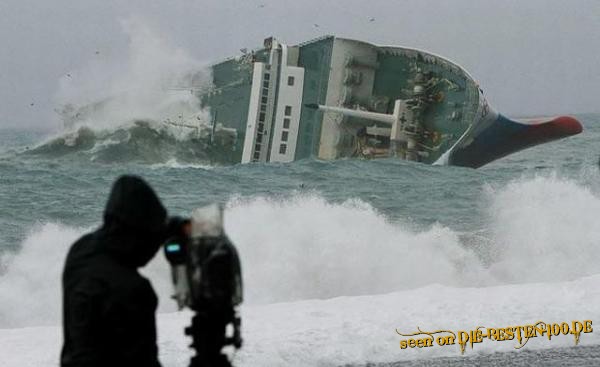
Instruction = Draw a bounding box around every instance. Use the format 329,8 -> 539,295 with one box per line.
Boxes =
101,175 -> 168,267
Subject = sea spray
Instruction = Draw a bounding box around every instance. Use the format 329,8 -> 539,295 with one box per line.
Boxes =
0,197 -> 485,328
3,174 -> 599,328
54,16 -> 210,131
486,175 -> 600,283
0,223 -> 82,328
225,194 -> 488,304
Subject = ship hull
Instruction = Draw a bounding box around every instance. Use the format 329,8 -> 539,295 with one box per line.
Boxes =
198,36 -> 582,168
449,112 -> 582,168
60,36 -> 582,167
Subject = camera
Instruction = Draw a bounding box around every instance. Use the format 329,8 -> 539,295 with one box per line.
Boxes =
163,204 -> 243,366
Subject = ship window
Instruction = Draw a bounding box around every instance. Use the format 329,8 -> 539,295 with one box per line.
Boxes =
287,76 -> 294,86
259,113 -> 265,122
261,96 -> 268,104
263,81 -> 269,88
284,106 -> 292,116
254,143 -> 261,151
260,104 -> 266,112
256,134 -> 263,143
264,73 -> 270,81
283,118 -> 290,129
262,88 -> 268,95
258,122 -> 264,131
253,152 -> 260,160
279,144 -> 287,154
281,131 -> 288,142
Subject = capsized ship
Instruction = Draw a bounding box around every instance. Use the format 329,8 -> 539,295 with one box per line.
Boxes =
192,35 -> 581,168
59,36 -> 582,167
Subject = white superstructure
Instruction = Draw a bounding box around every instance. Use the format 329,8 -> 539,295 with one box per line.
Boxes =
242,39 -> 305,163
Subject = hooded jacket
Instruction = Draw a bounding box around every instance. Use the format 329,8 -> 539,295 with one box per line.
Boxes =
61,175 -> 167,367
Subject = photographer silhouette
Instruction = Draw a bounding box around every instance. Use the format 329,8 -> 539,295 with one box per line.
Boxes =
62,175 -> 243,367
61,175 -> 168,367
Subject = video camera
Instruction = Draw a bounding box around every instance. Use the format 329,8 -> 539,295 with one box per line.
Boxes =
163,204 -> 243,366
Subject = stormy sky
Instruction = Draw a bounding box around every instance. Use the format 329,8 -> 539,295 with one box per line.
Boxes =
0,0 -> 598,130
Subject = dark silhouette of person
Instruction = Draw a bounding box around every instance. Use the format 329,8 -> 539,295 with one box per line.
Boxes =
61,175 -> 168,367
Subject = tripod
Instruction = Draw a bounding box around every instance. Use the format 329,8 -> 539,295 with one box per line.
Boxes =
186,310 -> 238,367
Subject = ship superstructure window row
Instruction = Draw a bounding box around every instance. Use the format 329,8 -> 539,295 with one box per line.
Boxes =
242,39 -> 305,164
251,71 -> 272,162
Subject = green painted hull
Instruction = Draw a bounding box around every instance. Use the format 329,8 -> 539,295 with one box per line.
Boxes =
199,36 -> 479,164
197,36 -> 581,167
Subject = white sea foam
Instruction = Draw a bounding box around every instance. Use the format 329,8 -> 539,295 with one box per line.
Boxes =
2,276 -> 600,366
150,158 -> 214,170
0,223 -> 83,328
225,195 -> 488,304
2,175 -> 599,332
1,174 -> 600,367
485,175 -> 600,283
0,198 -> 482,329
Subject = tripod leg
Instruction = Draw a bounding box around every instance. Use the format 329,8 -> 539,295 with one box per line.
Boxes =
187,312 -> 232,367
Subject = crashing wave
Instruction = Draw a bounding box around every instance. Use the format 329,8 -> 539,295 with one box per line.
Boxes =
25,119 -> 238,165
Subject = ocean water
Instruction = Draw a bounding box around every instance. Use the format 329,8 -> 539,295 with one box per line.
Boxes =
0,114 -> 599,366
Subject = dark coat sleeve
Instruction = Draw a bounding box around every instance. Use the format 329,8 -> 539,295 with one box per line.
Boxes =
101,276 -> 161,367
61,277 -> 106,367
62,264 -> 161,367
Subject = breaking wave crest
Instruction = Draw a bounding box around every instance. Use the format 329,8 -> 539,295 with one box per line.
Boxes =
1,175 -> 599,328
485,175 -> 600,283
24,121 -> 234,165
31,16 -> 219,165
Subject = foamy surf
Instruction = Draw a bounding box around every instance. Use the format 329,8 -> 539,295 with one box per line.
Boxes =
485,175 -> 600,283
1,275 -> 599,366
2,175 -> 599,332
150,158 -> 215,170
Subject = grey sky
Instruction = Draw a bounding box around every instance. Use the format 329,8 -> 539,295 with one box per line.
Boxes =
1,0 -> 599,130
